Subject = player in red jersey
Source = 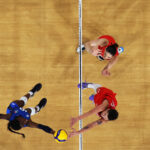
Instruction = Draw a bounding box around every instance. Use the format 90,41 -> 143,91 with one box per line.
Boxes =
77,35 -> 124,76
69,82 -> 119,138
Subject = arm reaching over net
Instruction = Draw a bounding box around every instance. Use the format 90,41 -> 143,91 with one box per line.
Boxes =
70,101 -> 108,127
69,119 -> 106,138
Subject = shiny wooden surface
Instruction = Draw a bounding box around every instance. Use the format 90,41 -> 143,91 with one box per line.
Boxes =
0,0 -> 149,150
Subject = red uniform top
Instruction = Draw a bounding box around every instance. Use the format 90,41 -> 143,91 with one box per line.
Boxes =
98,35 -> 119,59
94,87 -> 117,110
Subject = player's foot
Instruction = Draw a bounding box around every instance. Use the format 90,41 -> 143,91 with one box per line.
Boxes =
76,44 -> 85,53
30,83 -> 42,96
89,94 -> 95,101
77,82 -> 92,89
36,98 -> 47,112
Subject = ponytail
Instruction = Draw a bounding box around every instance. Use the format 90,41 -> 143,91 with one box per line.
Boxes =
8,120 -> 25,138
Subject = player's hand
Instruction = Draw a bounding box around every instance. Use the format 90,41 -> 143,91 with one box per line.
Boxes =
70,117 -> 78,127
101,67 -> 111,76
68,128 -> 78,139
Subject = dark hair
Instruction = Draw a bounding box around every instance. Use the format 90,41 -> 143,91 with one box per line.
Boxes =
108,109 -> 119,120
8,119 -> 25,138
106,43 -> 118,56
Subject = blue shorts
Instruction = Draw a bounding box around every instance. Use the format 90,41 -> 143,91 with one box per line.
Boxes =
6,102 -> 19,114
6,102 -> 30,125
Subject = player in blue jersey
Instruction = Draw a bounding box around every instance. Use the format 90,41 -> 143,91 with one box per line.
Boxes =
0,83 -> 55,138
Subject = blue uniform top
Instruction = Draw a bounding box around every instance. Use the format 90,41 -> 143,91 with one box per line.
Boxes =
6,102 -> 30,127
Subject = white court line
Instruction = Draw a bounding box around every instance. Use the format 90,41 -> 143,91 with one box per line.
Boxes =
79,0 -> 82,150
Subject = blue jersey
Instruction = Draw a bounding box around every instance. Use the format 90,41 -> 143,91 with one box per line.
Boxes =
6,102 -> 30,127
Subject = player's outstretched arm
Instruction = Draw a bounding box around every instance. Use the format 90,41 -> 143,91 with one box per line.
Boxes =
27,120 -> 55,135
69,119 -> 106,138
0,114 -> 10,120
79,119 -> 104,133
70,102 -> 107,127
102,55 -> 119,76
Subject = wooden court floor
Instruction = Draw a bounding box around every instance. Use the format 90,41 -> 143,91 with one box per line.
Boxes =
0,0 -> 149,150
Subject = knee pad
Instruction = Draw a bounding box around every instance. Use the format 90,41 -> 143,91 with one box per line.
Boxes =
28,107 -> 36,116
20,96 -> 28,104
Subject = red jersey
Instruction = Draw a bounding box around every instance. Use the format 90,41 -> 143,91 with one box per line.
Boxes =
98,35 -> 119,59
94,87 -> 117,110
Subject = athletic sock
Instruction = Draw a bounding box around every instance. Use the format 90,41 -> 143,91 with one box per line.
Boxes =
35,105 -> 40,112
28,91 -> 34,97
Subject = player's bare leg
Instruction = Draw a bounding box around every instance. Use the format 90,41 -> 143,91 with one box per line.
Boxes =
25,98 -> 47,116
13,83 -> 42,108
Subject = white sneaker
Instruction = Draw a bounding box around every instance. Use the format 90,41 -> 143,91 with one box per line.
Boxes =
76,44 -> 85,53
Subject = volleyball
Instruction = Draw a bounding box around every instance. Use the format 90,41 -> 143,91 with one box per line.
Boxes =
54,129 -> 68,143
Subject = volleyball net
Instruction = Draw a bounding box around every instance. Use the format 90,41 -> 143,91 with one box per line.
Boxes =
78,0 -> 83,150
